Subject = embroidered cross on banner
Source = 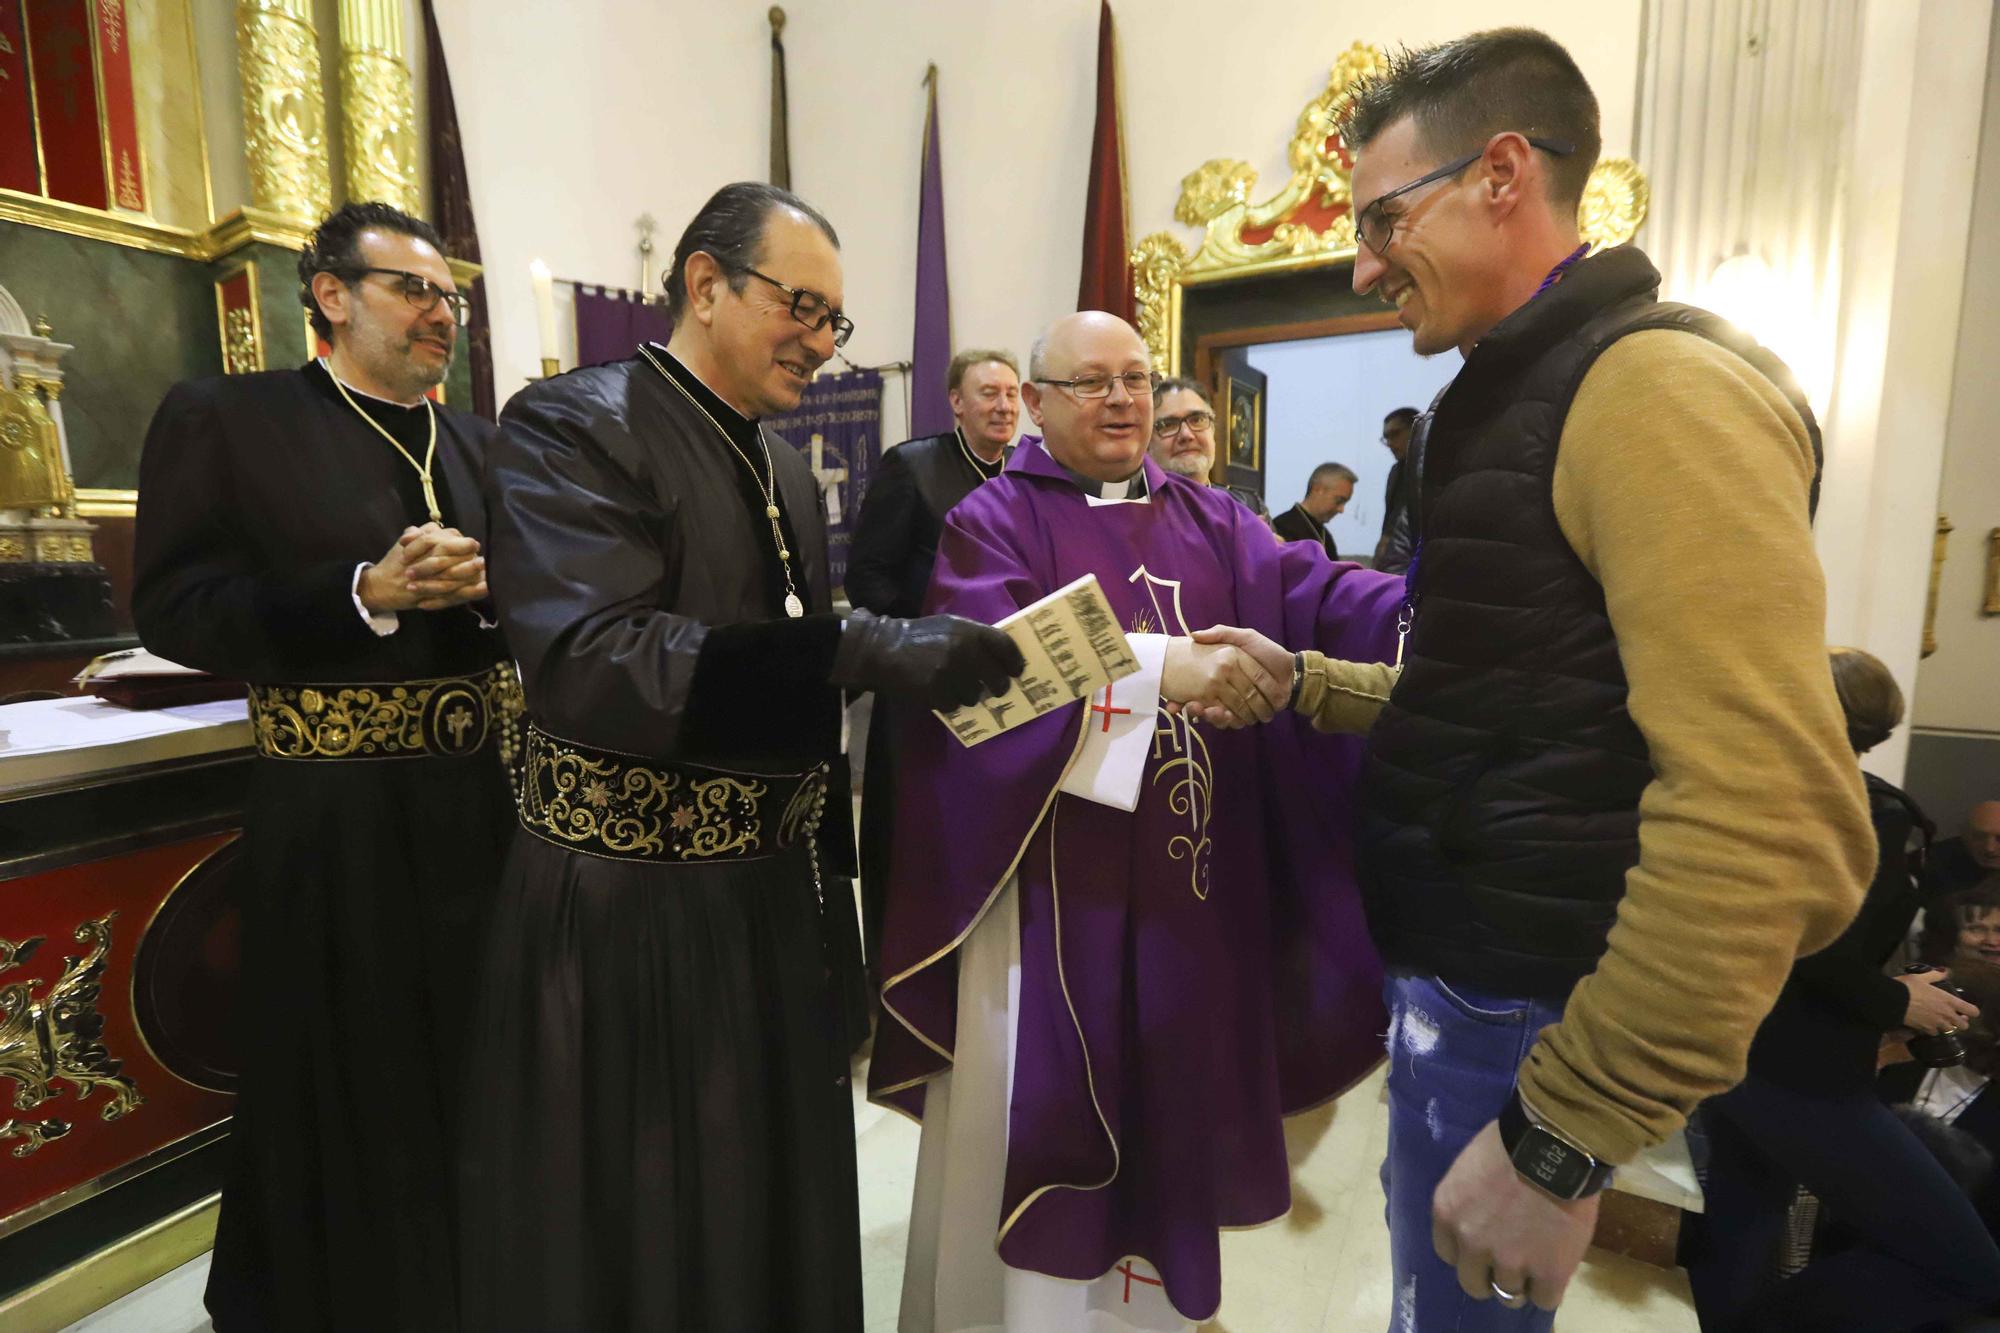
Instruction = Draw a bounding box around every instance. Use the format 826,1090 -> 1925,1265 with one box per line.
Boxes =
1088,684 -> 1131,733
1117,1259 -> 1164,1303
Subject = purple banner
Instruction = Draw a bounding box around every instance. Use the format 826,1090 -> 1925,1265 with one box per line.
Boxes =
765,369 -> 884,600
574,285 -> 673,368
910,68 -> 952,437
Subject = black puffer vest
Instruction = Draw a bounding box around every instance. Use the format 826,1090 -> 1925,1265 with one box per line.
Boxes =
1359,245 -> 1821,999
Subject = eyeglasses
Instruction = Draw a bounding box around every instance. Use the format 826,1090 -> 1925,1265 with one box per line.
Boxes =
1035,370 -> 1158,400
738,266 -> 855,348
347,267 -> 472,325
1154,409 -> 1216,438
1354,137 -> 1575,257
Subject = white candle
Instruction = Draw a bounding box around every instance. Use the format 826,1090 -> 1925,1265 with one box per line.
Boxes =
529,259 -> 558,367
811,433 -> 823,473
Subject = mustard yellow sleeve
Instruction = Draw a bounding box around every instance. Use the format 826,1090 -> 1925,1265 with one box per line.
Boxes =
1294,652 -> 1400,734
1514,330 -> 1874,1165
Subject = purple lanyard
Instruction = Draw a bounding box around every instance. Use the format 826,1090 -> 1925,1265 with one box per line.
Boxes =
1397,242 -> 1592,664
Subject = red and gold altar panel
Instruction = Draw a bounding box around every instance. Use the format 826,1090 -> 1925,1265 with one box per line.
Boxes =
0,831 -> 239,1237
0,0 -> 39,193
215,264 -> 265,376
90,0 -> 142,213
21,0 -> 106,210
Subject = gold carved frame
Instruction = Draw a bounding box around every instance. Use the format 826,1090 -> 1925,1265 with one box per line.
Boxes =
1130,42 -> 1653,374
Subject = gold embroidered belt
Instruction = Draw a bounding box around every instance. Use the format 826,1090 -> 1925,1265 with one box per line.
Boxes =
248,662 -> 524,762
517,724 -> 828,864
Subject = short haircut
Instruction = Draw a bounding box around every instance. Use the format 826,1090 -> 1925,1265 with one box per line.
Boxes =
664,182 -> 840,322
1383,406 -> 1420,431
298,201 -> 447,339
1829,646 -> 1905,755
1027,334 -> 1050,381
1152,376 -> 1213,409
1342,28 -> 1602,213
947,349 -> 1019,394
1309,462 -> 1359,490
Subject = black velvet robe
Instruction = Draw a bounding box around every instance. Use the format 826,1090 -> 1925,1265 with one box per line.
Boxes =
456,347 -> 864,1332
131,361 -> 514,1333
843,430 -> 1005,972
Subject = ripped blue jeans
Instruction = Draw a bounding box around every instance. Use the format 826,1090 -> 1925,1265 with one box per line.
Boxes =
1382,971 -> 1570,1333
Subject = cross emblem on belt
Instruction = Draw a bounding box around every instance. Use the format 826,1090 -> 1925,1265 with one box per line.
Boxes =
1116,1259 -> 1164,1303
1088,684 -> 1131,733
445,705 -> 474,747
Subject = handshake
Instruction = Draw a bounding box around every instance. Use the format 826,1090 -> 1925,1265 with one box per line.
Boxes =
1161,626 -> 1295,729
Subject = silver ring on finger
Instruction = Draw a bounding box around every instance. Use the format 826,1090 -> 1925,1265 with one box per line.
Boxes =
1490,1279 -> 1523,1303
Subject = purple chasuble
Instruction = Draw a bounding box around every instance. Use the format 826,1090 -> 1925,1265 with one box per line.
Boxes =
868,443 -> 1404,1320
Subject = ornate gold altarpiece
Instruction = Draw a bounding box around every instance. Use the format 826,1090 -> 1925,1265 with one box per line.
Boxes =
1130,42 -> 1653,376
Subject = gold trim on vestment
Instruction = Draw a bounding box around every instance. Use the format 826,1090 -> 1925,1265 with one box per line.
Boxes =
247,661 -> 520,761
995,797 -> 1123,1243
871,704 -> 1093,1102
516,724 -> 826,866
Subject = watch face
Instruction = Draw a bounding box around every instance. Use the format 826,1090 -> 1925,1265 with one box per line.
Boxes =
1517,1128 -> 1592,1199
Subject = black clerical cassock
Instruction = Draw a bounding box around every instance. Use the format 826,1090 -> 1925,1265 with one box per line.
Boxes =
844,427 -> 1007,974
457,345 -> 867,1331
132,360 -> 517,1332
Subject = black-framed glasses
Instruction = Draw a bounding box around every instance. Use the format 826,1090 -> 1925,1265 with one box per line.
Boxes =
346,267 -> 471,325
1354,137 -> 1575,257
1154,409 -> 1216,438
1035,370 -> 1158,400
739,266 -> 855,347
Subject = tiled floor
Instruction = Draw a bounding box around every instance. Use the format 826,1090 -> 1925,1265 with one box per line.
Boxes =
70,1063 -> 1697,1333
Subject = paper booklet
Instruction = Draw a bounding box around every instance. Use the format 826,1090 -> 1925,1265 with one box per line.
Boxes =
934,573 -> 1140,748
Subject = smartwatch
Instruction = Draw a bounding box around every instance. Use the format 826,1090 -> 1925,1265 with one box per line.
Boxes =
1498,1088 -> 1615,1201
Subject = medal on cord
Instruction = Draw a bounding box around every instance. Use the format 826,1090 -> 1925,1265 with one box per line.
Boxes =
640,345 -> 806,617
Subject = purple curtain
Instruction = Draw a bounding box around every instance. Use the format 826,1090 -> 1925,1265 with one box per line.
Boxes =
764,369 -> 885,599
910,67 -> 952,438
574,286 -> 673,368
420,0 -> 494,418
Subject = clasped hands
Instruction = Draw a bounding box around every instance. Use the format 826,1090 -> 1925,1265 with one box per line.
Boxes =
358,523 -> 488,613
1161,625 -> 1293,729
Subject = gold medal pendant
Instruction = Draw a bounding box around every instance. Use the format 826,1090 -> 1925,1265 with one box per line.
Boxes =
784,593 -> 804,618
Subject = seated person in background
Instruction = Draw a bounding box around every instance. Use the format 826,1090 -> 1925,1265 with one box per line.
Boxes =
1928,802 -> 2000,897
1919,880 -> 2000,971
1272,462 -> 1355,559
1881,957 -> 2000,1236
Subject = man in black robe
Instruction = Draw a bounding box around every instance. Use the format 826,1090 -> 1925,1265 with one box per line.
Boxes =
1272,461 -> 1356,558
845,346 -> 1018,976
132,201 -> 514,1331
1373,404 -> 1419,573
457,182 -> 1022,1332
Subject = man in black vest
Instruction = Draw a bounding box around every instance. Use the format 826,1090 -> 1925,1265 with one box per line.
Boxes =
1192,27 -> 1877,1329
846,348 -> 1019,976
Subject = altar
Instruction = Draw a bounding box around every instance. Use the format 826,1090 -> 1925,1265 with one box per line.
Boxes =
0,696 -> 249,1328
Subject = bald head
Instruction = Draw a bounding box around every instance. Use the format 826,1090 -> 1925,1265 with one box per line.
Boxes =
1020,312 -> 1154,483
1969,801 -> 2000,871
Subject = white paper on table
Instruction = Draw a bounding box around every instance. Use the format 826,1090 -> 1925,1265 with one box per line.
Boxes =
933,574 -> 1139,748
72,647 -> 208,683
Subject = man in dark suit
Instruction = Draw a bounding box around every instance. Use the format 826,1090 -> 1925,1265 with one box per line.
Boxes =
846,348 -> 1020,976
1273,461 -> 1356,559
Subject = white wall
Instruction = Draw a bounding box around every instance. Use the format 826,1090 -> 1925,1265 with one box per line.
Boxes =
431,0 -> 1642,411
1247,333 -> 1461,557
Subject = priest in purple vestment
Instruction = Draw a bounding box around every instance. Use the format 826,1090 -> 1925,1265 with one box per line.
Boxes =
869,312 -> 1405,1329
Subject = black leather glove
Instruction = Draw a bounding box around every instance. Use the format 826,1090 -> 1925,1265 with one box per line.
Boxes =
830,611 -> 1026,710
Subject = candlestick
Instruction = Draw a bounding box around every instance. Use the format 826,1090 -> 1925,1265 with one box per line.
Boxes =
529,258 -> 558,369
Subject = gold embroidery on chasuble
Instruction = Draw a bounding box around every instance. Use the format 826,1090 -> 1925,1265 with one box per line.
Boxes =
1126,568 -> 1215,900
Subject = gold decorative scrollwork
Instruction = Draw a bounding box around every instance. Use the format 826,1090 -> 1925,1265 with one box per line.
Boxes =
0,915 -> 145,1158
520,727 -> 802,862
1130,41 -> 1651,373
237,0 -> 332,223
224,307 -> 262,376
249,662 -> 517,760
338,0 -> 421,213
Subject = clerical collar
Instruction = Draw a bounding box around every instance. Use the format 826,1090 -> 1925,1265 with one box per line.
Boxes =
314,356 -> 427,410
1036,439 -> 1147,500
1289,502 -> 1329,536
644,343 -> 759,446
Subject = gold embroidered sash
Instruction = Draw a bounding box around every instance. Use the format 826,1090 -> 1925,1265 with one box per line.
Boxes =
517,724 -> 827,865
248,661 -> 523,763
